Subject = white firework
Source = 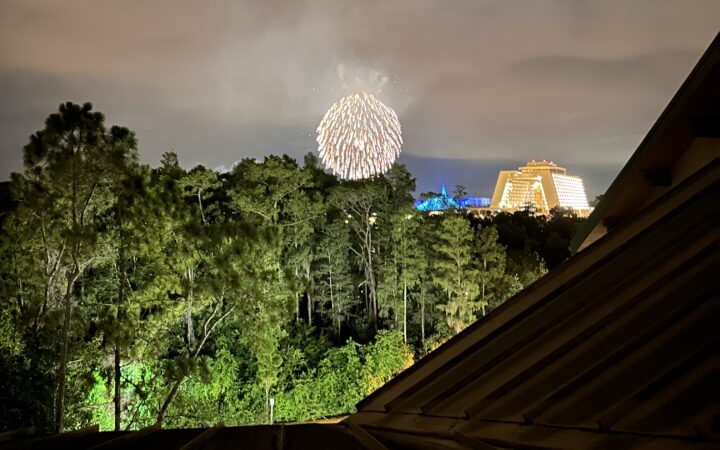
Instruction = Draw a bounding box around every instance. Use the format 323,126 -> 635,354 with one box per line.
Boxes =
316,92 -> 402,180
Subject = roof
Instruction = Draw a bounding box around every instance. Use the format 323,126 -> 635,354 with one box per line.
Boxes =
348,30 -> 720,449
570,31 -> 720,253
352,159 -> 719,449
0,423 -> 371,450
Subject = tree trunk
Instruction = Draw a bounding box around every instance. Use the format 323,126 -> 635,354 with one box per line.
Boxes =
306,266 -> 312,327
295,293 -> 299,322
185,297 -> 195,349
197,190 -> 206,225
420,284 -> 425,344
36,278 -> 51,330
482,258 -> 487,316
294,268 -> 300,321
156,376 -> 183,426
156,303 -> 233,426
55,268 -> 78,433
329,267 -> 338,340
403,281 -> 407,344
307,292 -> 312,326
366,227 -> 377,330
365,285 -> 369,316
13,250 -> 25,313
56,141 -> 79,434
115,205 -> 126,432
264,384 -> 271,424
114,345 -> 121,431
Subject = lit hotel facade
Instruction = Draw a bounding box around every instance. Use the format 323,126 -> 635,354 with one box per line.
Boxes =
489,160 -> 592,217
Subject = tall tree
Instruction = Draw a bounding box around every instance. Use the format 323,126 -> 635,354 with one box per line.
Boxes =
151,161 -> 241,425
229,155 -> 311,226
102,126 -> 140,431
473,225 -> 507,317
452,185 -> 468,200
21,102 -> 119,432
379,207 -> 425,343
330,181 -> 387,331
283,190 -> 325,326
415,216 -> 440,345
229,155 -> 318,322
0,184 -> 59,432
385,163 -> 416,210
543,207 -> 584,268
181,166 -> 222,225
506,249 -> 547,290
432,214 -> 481,334
314,220 -> 355,340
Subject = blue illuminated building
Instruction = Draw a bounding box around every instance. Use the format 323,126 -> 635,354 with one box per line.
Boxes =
414,186 -> 490,212
457,196 -> 491,208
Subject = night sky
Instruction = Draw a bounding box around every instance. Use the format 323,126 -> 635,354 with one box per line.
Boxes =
1,0 -> 718,197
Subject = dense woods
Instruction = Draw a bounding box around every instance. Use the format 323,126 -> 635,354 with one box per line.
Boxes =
0,103 -> 584,433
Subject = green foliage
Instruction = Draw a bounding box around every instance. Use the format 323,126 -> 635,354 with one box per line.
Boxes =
474,225 -> 507,316
275,331 -> 412,422
481,208 -> 583,270
314,221 -> 355,340
432,213 -> 482,334
0,103 -> 584,433
378,206 -> 425,342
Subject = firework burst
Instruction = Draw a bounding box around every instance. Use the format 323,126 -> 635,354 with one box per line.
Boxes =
316,92 -> 402,180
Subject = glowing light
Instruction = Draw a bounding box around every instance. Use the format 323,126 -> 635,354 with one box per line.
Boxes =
413,185 -> 491,212
490,160 -> 592,216
316,92 -> 402,179
551,173 -> 590,210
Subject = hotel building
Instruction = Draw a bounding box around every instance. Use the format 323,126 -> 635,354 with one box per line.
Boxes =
489,160 -> 592,217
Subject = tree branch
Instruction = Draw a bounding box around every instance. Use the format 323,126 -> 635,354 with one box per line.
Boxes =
193,305 -> 235,358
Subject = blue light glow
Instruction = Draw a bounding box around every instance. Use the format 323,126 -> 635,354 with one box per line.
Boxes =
414,186 -> 490,211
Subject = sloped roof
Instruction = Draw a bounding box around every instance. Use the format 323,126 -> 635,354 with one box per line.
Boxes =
0,423 -> 370,450
349,31 -> 720,450
352,160 -> 718,449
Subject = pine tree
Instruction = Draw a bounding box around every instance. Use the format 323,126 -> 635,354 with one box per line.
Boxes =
474,225 -> 507,317
100,126 -> 140,431
228,155 -> 319,323
314,220 -> 355,341
379,207 -> 425,343
21,102 -> 120,432
329,181 -> 388,331
432,214 -> 481,334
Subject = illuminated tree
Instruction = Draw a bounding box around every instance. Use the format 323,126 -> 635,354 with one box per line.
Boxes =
474,225 -> 506,316
93,126 -> 140,431
229,155 -> 321,322
314,220 -> 355,340
432,214 -> 481,334
379,207 -> 425,343
329,181 -> 387,331
19,102 -> 126,432
0,103 -> 577,431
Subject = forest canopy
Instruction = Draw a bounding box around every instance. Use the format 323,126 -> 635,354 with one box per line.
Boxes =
0,102 -> 584,433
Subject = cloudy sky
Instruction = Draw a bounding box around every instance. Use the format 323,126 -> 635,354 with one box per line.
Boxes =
1,0 -> 718,197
